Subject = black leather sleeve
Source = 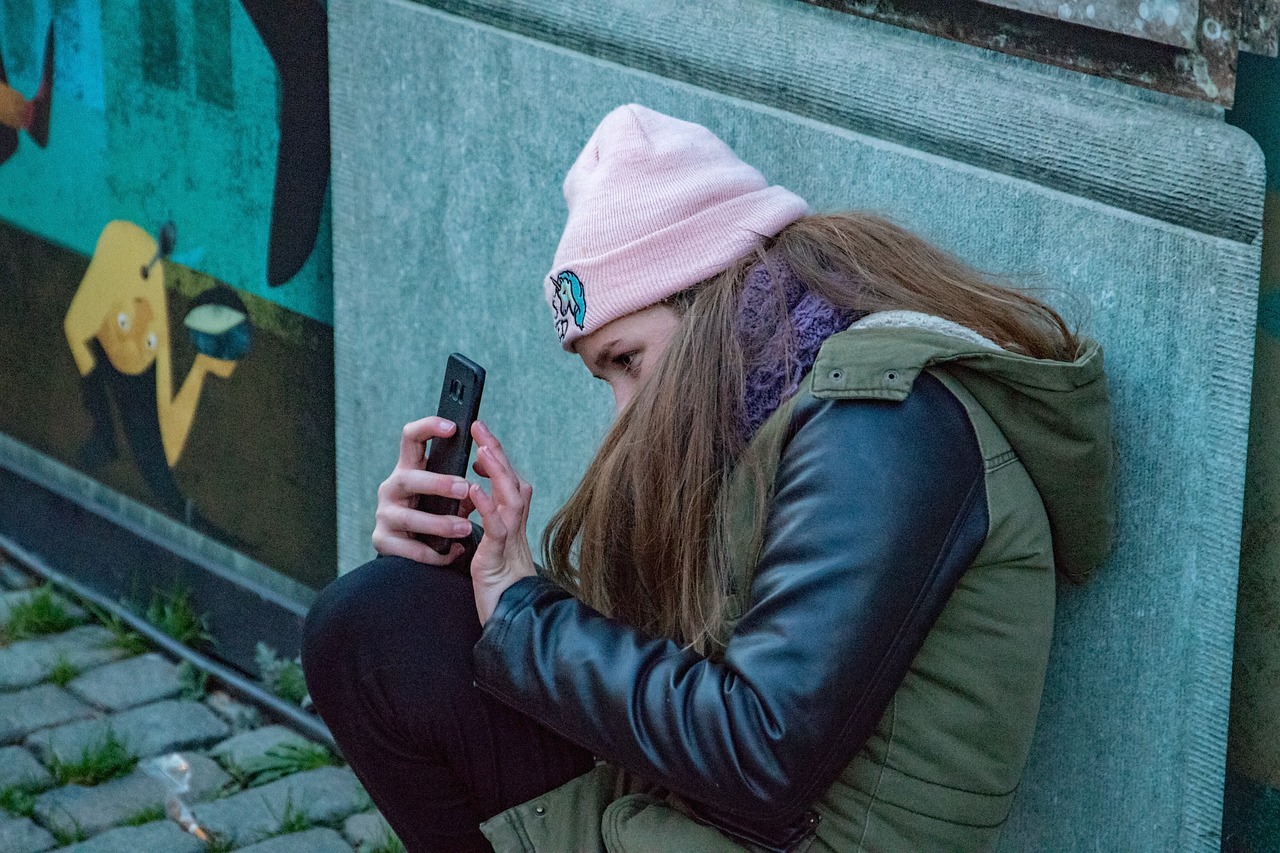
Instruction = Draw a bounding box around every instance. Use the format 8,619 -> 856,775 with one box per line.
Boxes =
472,373 -> 988,845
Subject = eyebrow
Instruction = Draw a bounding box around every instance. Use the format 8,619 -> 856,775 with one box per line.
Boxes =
592,338 -> 622,375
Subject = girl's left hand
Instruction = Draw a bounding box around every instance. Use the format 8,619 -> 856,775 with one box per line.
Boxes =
468,420 -> 538,625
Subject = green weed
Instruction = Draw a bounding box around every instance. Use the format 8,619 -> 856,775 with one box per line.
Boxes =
203,831 -> 236,852
48,729 -> 137,786
275,796 -> 312,835
0,785 -> 36,817
241,742 -> 341,787
46,653 -> 81,687
119,802 -> 166,826
145,584 -> 213,648
254,643 -> 309,706
81,601 -> 150,656
6,587 -> 79,641
47,814 -> 87,846
176,660 -> 208,701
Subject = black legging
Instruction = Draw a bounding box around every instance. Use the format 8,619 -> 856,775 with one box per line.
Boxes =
301,555 -> 595,852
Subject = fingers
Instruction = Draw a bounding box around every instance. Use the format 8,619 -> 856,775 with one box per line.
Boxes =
379,468 -> 470,505
373,530 -> 465,566
396,417 -> 458,469
472,421 -> 529,508
379,503 -> 474,540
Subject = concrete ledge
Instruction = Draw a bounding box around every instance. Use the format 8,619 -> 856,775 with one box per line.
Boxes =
410,0 -> 1264,243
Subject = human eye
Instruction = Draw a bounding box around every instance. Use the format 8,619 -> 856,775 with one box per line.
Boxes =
612,351 -> 637,373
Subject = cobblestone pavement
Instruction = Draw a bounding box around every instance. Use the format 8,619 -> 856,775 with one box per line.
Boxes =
0,560 -> 402,853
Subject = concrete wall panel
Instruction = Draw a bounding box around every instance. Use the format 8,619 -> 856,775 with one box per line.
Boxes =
330,1 -> 1262,847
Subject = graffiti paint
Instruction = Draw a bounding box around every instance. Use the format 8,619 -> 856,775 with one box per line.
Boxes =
0,1 -> 336,587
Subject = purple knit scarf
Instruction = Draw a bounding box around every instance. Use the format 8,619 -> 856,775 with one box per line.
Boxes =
734,258 -> 861,441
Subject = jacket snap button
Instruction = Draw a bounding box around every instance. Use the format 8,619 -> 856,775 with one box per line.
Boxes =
534,806 -> 546,816
829,370 -> 843,381
885,371 -> 898,382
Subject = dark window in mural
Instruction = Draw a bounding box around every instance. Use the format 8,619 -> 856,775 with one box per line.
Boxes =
195,0 -> 234,110
142,0 -> 181,91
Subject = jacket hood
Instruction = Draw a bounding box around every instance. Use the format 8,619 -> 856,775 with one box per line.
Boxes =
812,313 -> 1115,584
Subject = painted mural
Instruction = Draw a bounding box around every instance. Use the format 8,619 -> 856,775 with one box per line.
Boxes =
0,1 -> 335,588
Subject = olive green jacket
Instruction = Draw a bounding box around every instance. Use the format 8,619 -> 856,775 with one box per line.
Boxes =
479,317 -> 1114,852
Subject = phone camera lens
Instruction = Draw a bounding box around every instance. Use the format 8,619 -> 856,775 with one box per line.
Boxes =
450,379 -> 464,401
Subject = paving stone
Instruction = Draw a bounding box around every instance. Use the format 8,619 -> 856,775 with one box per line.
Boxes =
0,746 -> 53,791
205,690 -> 263,732
237,826 -> 354,853
32,752 -> 229,837
0,684 -> 97,744
0,627 -> 125,691
0,815 -> 55,853
66,654 -> 181,712
59,819 -> 205,853
25,700 -> 230,765
210,725 -> 315,772
191,766 -> 367,847
0,589 -> 87,629
344,809 -> 400,852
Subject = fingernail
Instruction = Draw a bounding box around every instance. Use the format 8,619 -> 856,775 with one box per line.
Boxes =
451,480 -> 469,498
455,520 -> 472,536
441,419 -> 456,431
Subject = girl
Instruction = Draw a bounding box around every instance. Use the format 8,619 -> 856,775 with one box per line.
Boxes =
303,104 -> 1114,852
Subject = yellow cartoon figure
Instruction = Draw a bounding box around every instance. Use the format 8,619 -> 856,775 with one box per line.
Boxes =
64,220 -> 243,529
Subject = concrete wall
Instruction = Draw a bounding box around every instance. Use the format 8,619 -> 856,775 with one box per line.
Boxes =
329,0 -> 1264,847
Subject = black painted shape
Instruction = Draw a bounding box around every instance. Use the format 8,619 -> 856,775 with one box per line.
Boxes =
239,0 -> 331,287
0,464 -> 308,676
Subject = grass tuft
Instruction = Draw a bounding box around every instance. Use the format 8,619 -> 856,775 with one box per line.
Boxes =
145,584 -> 213,648
255,643 -> 309,706
119,802 -> 166,826
176,660 -> 208,701
81,601 -> 150,656
275,796 -> 313,835
0,785 -> 37,817
47,814 -> 87,846
49,729 -> 137,786
47,653 -> 81,687
6,587 -> 80,641
241,742 -> 341,787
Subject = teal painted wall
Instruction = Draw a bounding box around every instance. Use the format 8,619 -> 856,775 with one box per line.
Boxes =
0,1 -> 337,590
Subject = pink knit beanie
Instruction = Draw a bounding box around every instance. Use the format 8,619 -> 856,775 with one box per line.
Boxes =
544,104 -> 810,350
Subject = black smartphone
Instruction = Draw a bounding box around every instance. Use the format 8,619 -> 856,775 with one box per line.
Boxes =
418,353 -> 486,554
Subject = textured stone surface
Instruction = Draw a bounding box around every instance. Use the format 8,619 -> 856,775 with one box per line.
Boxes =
0,815 -> 55,853
210,725 -> 315,773
33,753 -> 228,837
66,654 -> 182,712
236,827 -> 354,853
0,746 -> 53,791
191,766 -> 366,847
25,700 -> 229,765
344,809 -> 398,851
0,627 -> 125,690
330,2 -> 1263,849
58,820 -> 206,853
0,684 -> 96,744
0,562 -> 36,591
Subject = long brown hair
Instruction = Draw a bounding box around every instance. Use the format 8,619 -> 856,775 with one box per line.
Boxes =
541,212 -> 1079,654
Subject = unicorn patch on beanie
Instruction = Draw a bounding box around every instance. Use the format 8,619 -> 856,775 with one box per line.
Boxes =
551,270 -> 587,341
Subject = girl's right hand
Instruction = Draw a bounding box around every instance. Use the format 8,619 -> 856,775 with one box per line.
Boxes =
372,416 -> 476,566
